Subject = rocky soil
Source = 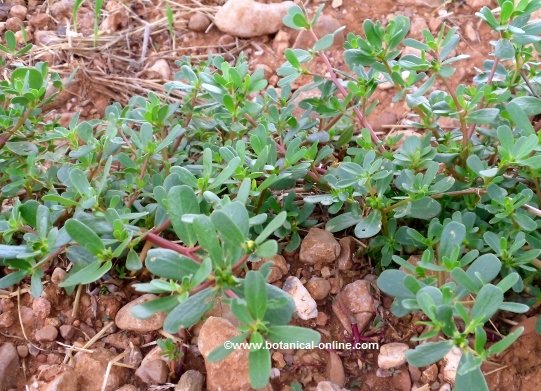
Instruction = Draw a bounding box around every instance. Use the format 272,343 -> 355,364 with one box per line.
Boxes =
2,0 -> 541,390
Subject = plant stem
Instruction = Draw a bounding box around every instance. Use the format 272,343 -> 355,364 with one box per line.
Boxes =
308,30 -> 383,150
145,232 -> 201,262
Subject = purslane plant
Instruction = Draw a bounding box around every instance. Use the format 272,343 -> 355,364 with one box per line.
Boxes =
1,1 -> 541,389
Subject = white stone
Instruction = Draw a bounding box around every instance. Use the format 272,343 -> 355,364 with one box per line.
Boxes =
377,343 -> 409,369
283,276 -> 318,320
214,0 -> 295,38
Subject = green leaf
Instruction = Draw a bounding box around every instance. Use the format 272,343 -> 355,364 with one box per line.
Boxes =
69,168 -> 93,197
326,212 -> 362,232
0,270 -> 27,289
211,210 -> 246,245
455,355 -> 488,391
163,288 -> 215,332
494,39 -> 515,59
59,260 -> 112,287
467,108 -> 499,124
439,221 -> 465,260
209,156 -> 241,190
0,245 -> 29,259
245,271 -> 267,319
487,327 -> 523,355
255,212 -> 287,245
126,249 -> 142,271
451,268 -> 479,293
6,141 -> 38,156
377,270 -> 416,298
168,185 -> 199,246
145,249 -> 200,280
510,96 -> 541,116
267,325 -> 321,345
131,295 -> 179,319
405,340 -> 454,367
471,284 -> 503,323
65,219 -> 105,256
282,5 -> 309,30
208,333 -> 248,362
248,334 -> 271,389
506,101 -> 534,133
193,216 -> 222,265
466,254 -> 501,285
354,210 -> 382,239
255,240 -> 278,258
314,33 -> 335,51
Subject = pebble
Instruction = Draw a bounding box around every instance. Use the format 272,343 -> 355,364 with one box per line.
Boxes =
377,343 -> 409,369
43,368 -> 78,391
9,4 -> 27,20
391,368 -> 412,391
326,351 -> 345,387
59,325 -> 75,340
316,312 -> 329,327
198,316 -> 253,391
467,0 -> 492,8
188,12 -> 211,32
146,59 -> 171,80
0,311 -> 14,328
74,349 -> 128,390
315,381 -> 348,391
409,364 -> 422,383
306,277 -> 331,300
218,34 -> 235,46
299,228 -> 341,265
135,346 -> 169,384
421,363 -> 439,383
51,268 -> 67,285
115,386 -> 137,391
464,22 -> 477,42
17,345 -> 28,358
272,351 -> 286,368
336,237 -> 354,270
34,30 -> 58,45
33,297 -> 52,320
115,294 -> 166,332
5,16 -> 23,31
214,0 -> 295,38
333,280 -> 376,333
442,346 -> 461,384
252,254 -> 289,283
35,325 -> 58,342
176,369 -> 204,391
283,276 -> 318,320
29,13 -> 50,29
124,346 -> 143,368
0,343 -> 20,389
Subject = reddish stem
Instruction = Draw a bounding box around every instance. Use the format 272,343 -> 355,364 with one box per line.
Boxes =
351,323 -> 362,345
145,232 -> 201,262
308,30 -> 383,150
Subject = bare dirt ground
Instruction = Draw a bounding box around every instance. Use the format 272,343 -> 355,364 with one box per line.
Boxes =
1,0 -> 541,390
